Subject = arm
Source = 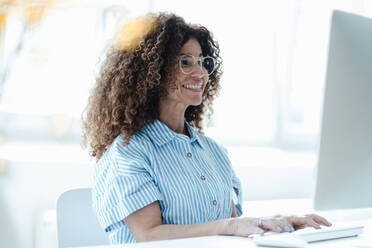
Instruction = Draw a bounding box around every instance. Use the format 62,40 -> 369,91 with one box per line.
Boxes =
125,201 -> 332,242
124,201 -> 262,242
231,201 -> 237,217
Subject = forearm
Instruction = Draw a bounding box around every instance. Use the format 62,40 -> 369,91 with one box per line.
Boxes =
139,218 -> 234,242
125,202 -> 261,242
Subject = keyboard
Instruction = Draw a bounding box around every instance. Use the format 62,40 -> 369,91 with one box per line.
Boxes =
251,223 -> 364,245
291,223 -> 364,242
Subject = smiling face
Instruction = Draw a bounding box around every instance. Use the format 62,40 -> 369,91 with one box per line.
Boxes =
165,38 -> 209,108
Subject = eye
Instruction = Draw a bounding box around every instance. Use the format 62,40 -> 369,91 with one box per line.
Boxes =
181,59 -> 192,66
202,57 -> 215,74
180,56 -> 194,67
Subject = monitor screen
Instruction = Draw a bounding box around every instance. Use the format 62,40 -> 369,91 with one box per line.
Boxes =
313,10 -> 372,211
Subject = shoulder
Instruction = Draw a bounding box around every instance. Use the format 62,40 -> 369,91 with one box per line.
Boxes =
113,132 -> 149,155
94,131 -> 153,172
103,131 -> 154,166
92,132 -> 153,194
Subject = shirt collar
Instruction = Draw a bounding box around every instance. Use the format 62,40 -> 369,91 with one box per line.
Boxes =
143,119 -> 204,149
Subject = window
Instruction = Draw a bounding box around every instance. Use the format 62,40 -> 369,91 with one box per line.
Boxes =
1,0 -> 371,165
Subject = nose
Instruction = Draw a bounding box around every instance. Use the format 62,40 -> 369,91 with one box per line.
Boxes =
191,63 -> 207,79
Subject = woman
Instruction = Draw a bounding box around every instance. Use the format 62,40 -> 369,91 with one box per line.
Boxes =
82,12 -> 330,244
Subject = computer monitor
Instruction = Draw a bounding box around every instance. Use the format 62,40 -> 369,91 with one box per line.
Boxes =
313,10 -> 372,211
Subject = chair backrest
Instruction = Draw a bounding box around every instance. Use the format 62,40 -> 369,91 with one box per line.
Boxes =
56,188 -> 109,248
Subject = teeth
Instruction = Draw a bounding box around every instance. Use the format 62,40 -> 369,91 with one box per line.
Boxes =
183,84 -> 201,89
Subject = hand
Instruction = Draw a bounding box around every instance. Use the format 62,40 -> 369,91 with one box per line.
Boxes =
228,217 -> 265,237
289,213 -> 332,230
258,214 -> 331,233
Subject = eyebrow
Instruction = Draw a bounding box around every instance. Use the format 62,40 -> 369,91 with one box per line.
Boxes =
180,53 -> 204,57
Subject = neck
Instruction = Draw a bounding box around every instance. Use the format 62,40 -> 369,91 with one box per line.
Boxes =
159,99 -> 188,135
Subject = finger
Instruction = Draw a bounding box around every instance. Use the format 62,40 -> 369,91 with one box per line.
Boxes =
283,225 -> 295,232
261,219 -> 283,233
279,219 -> 294,233
293,224 -> 306,230
282,218 -> 295,232
289,216 -> 316,230
306,213 -> 332,227
261,216 -> 294,233
275,226 -> 284,233
253,227 -> 265,234
276,222 -> 293,233
269,222 -> 286,233
248,227 -> 265,237
306,217 -> 321,229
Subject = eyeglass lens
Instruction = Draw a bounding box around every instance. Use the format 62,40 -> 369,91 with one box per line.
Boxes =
179,55 -> 216,75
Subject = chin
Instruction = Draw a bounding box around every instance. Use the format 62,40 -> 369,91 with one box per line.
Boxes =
188,100 -> 203,106
186,96 -> 203,106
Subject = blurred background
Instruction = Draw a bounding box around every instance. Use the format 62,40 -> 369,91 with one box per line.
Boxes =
1,0 -> 372,247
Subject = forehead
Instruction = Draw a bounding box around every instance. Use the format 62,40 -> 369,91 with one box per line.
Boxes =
180,38 -> 202,55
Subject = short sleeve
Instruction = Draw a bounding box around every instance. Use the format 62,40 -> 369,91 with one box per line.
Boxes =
231,169 -> 243,217
219,145 -> 243,217
92,143 -> 162,231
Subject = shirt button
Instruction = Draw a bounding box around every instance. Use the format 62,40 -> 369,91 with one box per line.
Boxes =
187,152 -> 192,158
201,175 -> 206,180
212,200 -> 217,206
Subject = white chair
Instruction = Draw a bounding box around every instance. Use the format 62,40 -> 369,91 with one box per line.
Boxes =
56,188 -> 109,248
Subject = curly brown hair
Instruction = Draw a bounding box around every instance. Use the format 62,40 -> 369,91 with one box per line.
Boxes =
82,12 -> 222,160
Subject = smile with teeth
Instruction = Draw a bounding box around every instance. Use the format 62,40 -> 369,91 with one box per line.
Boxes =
182,84 -> 202,89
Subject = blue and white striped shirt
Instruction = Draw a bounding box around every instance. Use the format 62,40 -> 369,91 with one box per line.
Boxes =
92,119 -> 243,244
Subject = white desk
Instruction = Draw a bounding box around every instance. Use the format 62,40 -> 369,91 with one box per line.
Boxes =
76,199 -> 372,248
75,221 -> 372,248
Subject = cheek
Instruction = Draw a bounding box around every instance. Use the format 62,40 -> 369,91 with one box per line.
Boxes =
166,79 -> 182,98
175,73 -> 187,86
167,74 -> 183,91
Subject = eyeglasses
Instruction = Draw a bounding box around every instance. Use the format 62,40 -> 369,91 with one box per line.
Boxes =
179,54 -> 217,76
